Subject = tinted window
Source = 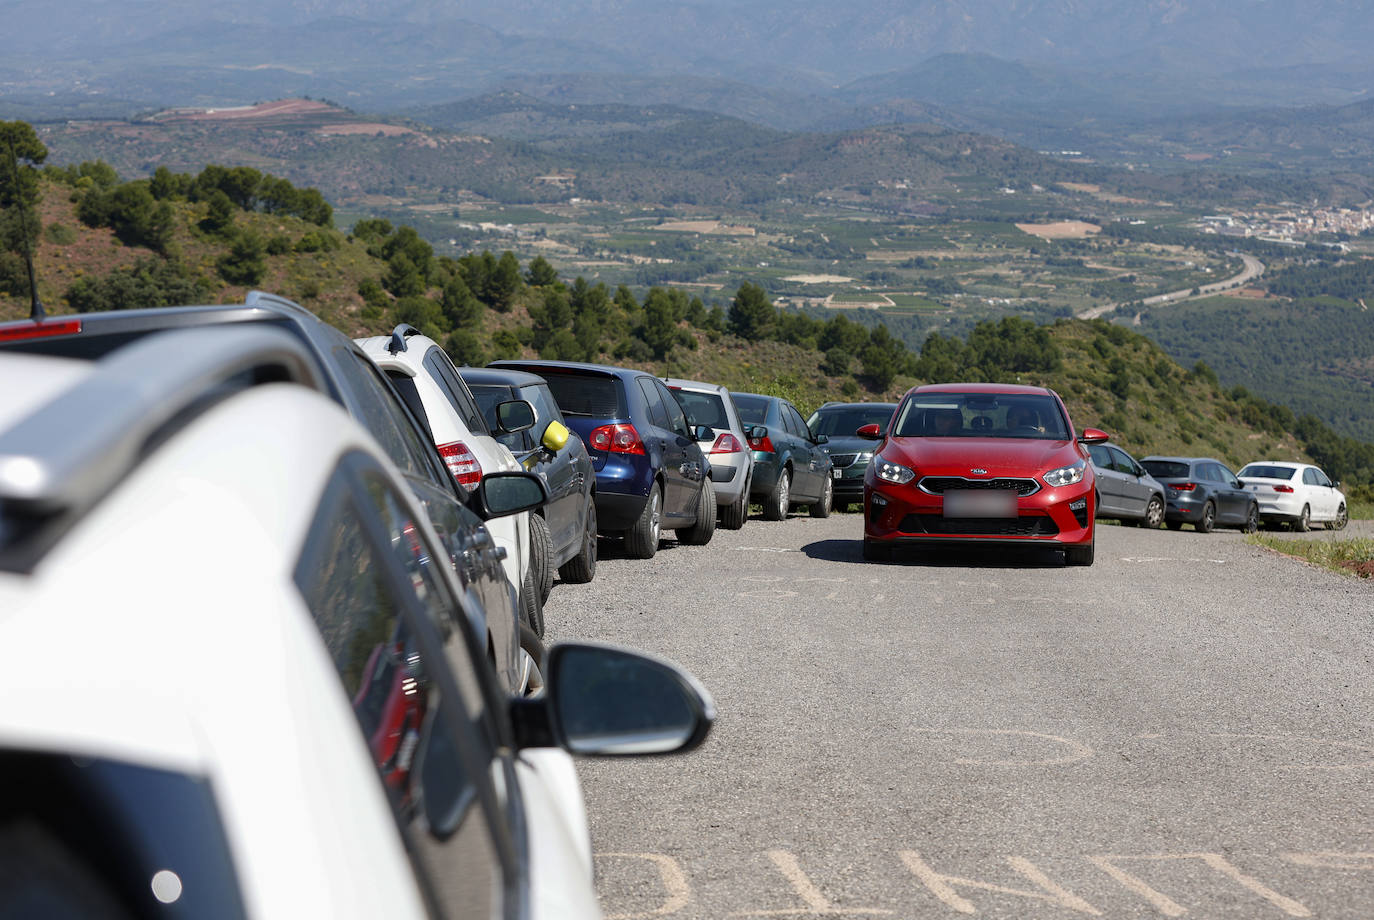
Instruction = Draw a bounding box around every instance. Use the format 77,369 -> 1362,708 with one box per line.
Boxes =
1087,444 -> 1113,468
637,378 -> 669,428
521,383 -> 565,426
424,348 -> 489,435
1142,460 -> 1191,479
1240,464 -> 1297,480
809,405 -> 894,437
469,383 -> 530,452
541,373 -> 622,418
784,405 -> 809,439
732,394 -> 770,425
655,380 -> 689,435
671,389 -> 729,430
295,464 -> 502,919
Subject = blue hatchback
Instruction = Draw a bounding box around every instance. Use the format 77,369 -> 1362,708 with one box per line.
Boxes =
489,360 -> 717,558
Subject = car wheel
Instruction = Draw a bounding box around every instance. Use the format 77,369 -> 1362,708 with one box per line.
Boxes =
1243,502 -> 1259,533
678,478 -> 717,545
762,468 -> 791,521
623,484 -> 662,559
558,500 -> 597,584
1331,503 -> 1349,531
1294,504 -> 1310,532
1196,501 -> 1216,533
1065,541 -> 1095,566
809,476 -> 833,518
529,513 -> 554,603
519,566 -> 545,638
1166,520 -> 1184,531
1143,495 -> 1164,529
719,484 -> 749,530
518,622 -> 546,696
862,538 -> 891,561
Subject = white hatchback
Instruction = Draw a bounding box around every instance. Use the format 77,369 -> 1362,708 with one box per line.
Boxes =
1238,460 -> 1349,531
0,326 -> 714,919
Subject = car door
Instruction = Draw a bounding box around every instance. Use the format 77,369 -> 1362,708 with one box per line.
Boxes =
1107,445 -> 1152,516
521,382 -> 580,556
783,401 -> 822,501
656,378 -> 706,518
1212,461 -> 1250,523
635,377 -> 690,522
1086,443 -> 1125,515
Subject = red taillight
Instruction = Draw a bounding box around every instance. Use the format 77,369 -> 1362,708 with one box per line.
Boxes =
1173,482 -> 1197,491
437,440 -> 482,487
748,434 -> 775,453
0,318 -> 82,342
710,432 -> 744,454
1274,484 -> 1295,493
588,423 -> 645,455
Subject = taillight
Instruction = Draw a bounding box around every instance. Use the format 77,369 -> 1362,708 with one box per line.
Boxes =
1274,484 -> 1294,493
588,423 -> 645,455
437,440 -> 482,487
748,434 -> 775,453
710,432 -> 744,454
1172,482 -> 1197,491
0,318 -> 82,342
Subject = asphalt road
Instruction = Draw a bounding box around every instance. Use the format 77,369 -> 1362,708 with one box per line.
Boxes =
1078,254 -> 1265,320
546,511 -> 1373,920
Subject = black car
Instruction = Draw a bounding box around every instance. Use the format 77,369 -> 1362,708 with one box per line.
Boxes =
732,391 -> 834,520
806,401 -> 896,512
1140,455 -> 1259,533
461,366 -> 598,592
490,359 -> 716,559
0,291 -> 548,694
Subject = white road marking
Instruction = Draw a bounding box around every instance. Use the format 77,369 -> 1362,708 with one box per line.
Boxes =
1280,851 -> 1374,871
599,852 -> 692,919
730,851 -> 891,916
900,851 -> 1101,915
1089,853 -> 1312,917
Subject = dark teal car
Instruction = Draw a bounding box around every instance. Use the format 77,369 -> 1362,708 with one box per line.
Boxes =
806,402 -> 897,512
731,391 -> 834,520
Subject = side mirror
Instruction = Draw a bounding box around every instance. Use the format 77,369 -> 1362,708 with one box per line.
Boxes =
467,471 -> 548,520
541,419 -> 570,452
748,425 -> 767,442
496,399 -> 536,435
693,425 -> 714,442
814,433 -> 829,445
856,423 -> 882,439
1078,428 -> 1110,444
509,643 -> 715,756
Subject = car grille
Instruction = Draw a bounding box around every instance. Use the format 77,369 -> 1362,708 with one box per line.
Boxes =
899,514 -> 1060,536
829,453 -> 861,469
918,476 -> 1040,497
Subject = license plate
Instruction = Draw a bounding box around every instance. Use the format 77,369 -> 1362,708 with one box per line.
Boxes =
943,490 -> 1017,518
832,468 -> 842,479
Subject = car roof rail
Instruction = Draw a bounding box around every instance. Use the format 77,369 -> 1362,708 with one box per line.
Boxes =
387,323 -> 422,355
0,325 -> 324,518
244,289 -> 307,313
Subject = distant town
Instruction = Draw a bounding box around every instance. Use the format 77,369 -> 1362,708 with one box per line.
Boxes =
1196,207 -> 1374,244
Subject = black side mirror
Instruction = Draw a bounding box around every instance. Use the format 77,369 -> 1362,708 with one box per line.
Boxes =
509,643 -> 715,755
814,433 -> 829,445
467,471 -> 547,519
693,425 -> 714,442
496,399 -> 535,434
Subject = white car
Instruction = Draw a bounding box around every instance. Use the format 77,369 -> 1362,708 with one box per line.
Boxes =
0,325 -> 714,919
663,377 -> 755,530
356,325 -> 546,633
1238,460 -> 1349,531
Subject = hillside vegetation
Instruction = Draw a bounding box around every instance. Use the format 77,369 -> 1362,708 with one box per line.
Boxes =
4,154 -> 1374,496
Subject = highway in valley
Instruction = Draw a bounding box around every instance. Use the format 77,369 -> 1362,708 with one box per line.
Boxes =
1079,254 -> 1266,321
550,512 -> 1372,919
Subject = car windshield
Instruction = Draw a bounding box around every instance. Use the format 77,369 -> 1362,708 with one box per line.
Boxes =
732,394 -> 770,425
891,393 -> 1068,439
671,389 -> 729,429
1239,464 -> 1297,480
1142,460 -> 1191,479
809,406 -> 894,437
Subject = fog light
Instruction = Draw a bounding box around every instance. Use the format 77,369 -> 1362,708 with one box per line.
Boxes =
872,493 -> 888,507
1069,498 -> 1086,511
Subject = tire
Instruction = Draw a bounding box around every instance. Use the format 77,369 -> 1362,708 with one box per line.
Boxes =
809,476 -> 833,518
1166,520 -> 1184,531
558,500 -> 597,584
1243,502 -> 1259,533
719,488 -> 749,530
1331,503 -> 1349,531
1065,541 -> 1095,565
519,566 -> 544,638
1294,504 -> 1310,532
623,484 -> 662,559
528,513 -> 554,603
1196,501 -> 1216,533
1143,495 -> 1164,529
862,538 -> 891,561
518,622 -> 546,696
762,468 -> 791,521
678,478 -> 717,545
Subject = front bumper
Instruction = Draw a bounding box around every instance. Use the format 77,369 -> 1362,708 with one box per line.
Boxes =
863,474 -> 1095,547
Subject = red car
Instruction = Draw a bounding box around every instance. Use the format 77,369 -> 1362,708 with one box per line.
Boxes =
860,383 -> 1107,565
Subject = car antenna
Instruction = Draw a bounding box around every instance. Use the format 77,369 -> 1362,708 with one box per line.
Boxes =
3,132 -> 43,320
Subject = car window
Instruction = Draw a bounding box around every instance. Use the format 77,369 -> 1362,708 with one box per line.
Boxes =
892,393 -> 1069,439
294,461 -> 503,918
671,389 -> 729,430
1105,446 -> 1135,474
1215,463 -> 1240,485
1087,444 -> 1113,468
344,354 -> 446,484
424,348 -> 489,435
522,383 -> 565,426
809,406 -> 893,437
785,404 -> 809,440
732,394 -> 770,426
637,378 -> 669,429
541,372 -> 622,418
655,380 -> 690,436
1142,460 -> 1189,479
1240,464 -> 1296,480
1315,469 -> 1333,487
469,384 -> 530,452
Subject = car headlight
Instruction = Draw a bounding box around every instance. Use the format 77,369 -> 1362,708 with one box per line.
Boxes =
875,459 -> 915,484
1043,459 -> 1086,488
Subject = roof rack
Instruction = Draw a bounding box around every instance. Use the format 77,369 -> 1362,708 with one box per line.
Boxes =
0,324 -> 323,517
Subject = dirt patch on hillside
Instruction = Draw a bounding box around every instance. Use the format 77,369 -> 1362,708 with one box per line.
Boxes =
161,99 -> 343,122
655,220 -> 756,236
1339,559 -> 1374,577
1016,221 -> 1101,239
317,123 -> 415,137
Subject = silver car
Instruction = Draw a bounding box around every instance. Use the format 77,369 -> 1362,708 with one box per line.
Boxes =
664,377 -> 755,530
1087,441 -> 1166,527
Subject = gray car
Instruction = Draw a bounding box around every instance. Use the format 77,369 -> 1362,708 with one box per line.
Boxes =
1086,441 -> 1166,527
664,377 -> 755,530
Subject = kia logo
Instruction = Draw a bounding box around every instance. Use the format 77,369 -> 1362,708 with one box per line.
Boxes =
970,468 -> 988,475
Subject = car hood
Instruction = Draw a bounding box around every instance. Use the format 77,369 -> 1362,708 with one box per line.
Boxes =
820,436 -> 880,454
881,437 -> 1082,476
